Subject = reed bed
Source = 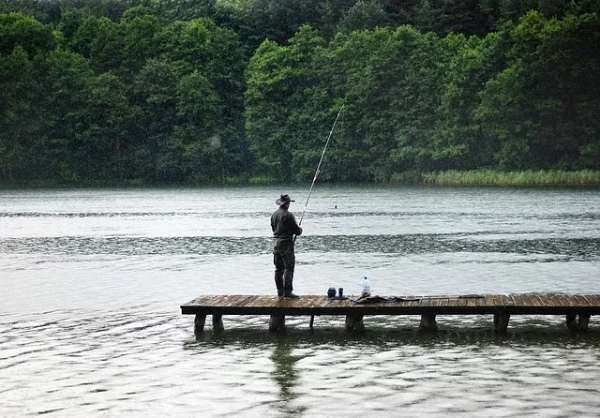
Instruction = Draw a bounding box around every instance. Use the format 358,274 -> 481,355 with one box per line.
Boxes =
422,170 -> 600,186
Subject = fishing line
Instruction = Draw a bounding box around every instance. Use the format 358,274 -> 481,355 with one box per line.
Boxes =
297,104 -> 345,228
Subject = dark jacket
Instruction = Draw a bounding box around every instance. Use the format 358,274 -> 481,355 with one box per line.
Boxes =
271,207 -> 302,241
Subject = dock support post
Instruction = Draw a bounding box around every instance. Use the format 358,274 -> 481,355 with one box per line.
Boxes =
493,313 -> 510,334
212,314 -> 224,332
567,314 -> 590,331
566,314 -> 577,331
578,315 -> 590,331
309,315 -> 315,330
194,314 -> 206,334
345,315 -> 365,332
419,314 -> 438,332
269,315 -> 286,333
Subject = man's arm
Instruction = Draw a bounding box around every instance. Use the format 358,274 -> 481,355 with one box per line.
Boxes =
288,214 -> 302,236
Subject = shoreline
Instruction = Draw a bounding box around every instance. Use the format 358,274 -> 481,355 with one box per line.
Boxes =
1,170 -> 600,188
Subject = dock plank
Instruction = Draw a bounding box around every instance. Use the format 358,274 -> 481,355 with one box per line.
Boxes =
512,294 -> 524,307
557,294 -> 568,306
547,294 -> 561,308
575,294 -> 590,306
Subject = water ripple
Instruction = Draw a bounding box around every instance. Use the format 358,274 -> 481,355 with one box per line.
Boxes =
1,235 -> 599,261
2,186 -> 600,417
4,310 -> 600,416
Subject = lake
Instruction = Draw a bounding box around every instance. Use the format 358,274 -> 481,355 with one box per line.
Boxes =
1,185 -> 600,417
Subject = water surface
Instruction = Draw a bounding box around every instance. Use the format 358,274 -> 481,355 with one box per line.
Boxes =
1,186 -> 600,416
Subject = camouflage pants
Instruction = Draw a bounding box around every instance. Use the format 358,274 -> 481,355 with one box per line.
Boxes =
273,239 -> 295,295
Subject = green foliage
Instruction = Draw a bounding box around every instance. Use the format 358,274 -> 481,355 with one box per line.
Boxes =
413,0 -> 494,36
476,11 -> 600,170
245,26 -> 331,182
0,5 -> 253,184
0,12 -> 55,56
423,169 -> 600,186
0,45 -> 36,181
1,2 -> 599,185
337,0 -> 392,33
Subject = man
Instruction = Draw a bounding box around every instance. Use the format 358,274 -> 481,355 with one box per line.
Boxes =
271,194 -> 302,298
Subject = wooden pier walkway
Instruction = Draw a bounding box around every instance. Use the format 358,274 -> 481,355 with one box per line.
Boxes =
180,293 -> 600,334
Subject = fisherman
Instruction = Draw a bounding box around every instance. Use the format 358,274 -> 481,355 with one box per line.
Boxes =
271,194 -> 302,298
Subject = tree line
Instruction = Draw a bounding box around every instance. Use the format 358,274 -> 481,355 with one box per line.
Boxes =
1,0 -> 599,184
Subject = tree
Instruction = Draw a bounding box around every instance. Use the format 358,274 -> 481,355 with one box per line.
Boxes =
337,0 -> 392,33
329,26 -> 452,179
170,70 -> 220,181
0,45 -> 36,181
476,12 -> 600,169
0,12 -> 55,57
131,58 -> 179,181
245,26 -> 331,182
160,17 -> 248,181
435,31 -> 508,169
0,13 -> 56,182
73,73 -> 138,181
41,48 -> 95,182
120,7 -> 161,74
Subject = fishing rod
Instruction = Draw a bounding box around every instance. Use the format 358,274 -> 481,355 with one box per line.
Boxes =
297,104 -> 345,229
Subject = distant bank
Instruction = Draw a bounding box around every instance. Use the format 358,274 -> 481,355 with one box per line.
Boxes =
2,169 -> 600,188
248,170 -> 600,187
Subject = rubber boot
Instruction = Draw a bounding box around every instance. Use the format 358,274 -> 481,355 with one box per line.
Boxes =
275,271 -> 284,297
283,272 -> 299,298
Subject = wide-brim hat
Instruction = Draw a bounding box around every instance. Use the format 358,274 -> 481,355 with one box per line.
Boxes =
276,194 -> 294,205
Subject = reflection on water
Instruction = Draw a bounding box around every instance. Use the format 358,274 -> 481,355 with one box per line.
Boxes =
1,186 -> 600,416
2,307 -> 600,416
271,340 -> 304,417
187,317 -> 600,417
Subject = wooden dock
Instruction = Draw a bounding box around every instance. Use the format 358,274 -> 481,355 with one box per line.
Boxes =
180,294 -> 600,334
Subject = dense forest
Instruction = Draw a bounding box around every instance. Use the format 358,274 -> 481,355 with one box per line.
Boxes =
1,0 -> 599,184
